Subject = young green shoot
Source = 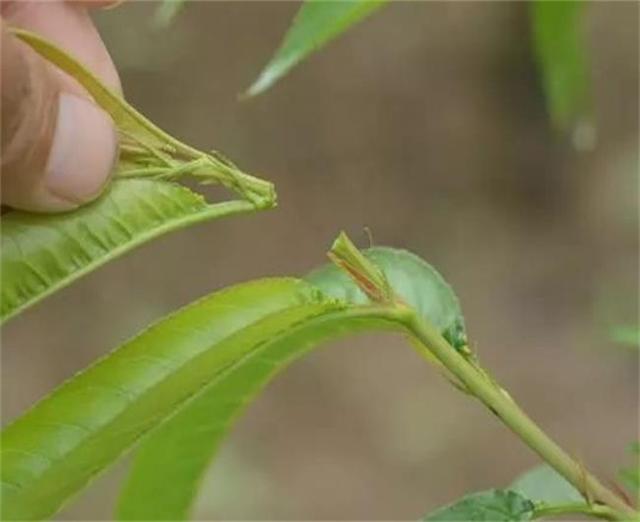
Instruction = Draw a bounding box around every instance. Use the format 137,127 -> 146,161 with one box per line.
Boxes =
328,232 -> 637,521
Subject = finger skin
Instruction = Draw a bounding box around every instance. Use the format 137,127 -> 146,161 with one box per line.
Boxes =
2,0 -> 121,94
0,1 -> 121,211
1,20 -> 62,208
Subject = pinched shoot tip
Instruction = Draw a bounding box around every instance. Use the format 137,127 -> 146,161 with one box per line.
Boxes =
328,232 -> 395,305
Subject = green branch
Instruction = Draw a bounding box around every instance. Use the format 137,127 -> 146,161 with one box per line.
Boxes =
404,312 -> 636,520
328,233 -> 636,521
532,501 -> 620,521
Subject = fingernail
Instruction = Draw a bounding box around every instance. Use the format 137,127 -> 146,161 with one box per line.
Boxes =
45,92 -> 117,205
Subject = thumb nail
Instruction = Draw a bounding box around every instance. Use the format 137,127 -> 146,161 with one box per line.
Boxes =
45,92 -> 117,206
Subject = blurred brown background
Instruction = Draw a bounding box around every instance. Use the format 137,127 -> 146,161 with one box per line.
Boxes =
2,1 -> 638,520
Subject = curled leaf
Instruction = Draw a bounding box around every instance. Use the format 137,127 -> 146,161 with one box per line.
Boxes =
1,180 -> 255,322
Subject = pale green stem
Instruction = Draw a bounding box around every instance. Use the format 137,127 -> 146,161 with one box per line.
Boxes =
399,308 -> 637,521
532,502 -> 620,520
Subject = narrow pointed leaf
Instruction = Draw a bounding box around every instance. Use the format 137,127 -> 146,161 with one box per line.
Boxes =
14,29 -> 199,162
422,489 -> 535,521
2,244 -> 467,520
116,305 -> 400,520
530,1 -> 592,136
1,278 -> 331,520
116,246 -> 466,520
12,28 -> 275,202
246,0 -> 387,96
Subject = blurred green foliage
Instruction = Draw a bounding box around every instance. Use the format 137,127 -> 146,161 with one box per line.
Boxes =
247,0 -> 387,96
610,325 -> 640,349
619,442 -> 640,498
154,0 -> 186,28
530,1 -> 592,143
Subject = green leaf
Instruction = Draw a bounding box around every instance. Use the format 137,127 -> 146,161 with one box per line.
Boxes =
2,243 -> 467,520
12,28 -> 274,203
246,0 -> 387,96
511,464 -> 583,505
116,302 -> 396,520
0,180 -> 254,323
1,30 -> 275,323
1,278 -> 341,520
116,247 -> 467,520
530,1 -> 592,142
618,442 -> 639,498
306,246 -> 467,351
423,489 -> 535,521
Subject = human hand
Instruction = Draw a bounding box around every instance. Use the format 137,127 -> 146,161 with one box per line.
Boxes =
1,0 -> 121,212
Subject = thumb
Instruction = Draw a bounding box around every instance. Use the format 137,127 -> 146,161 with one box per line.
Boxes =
1,21 -> 117,212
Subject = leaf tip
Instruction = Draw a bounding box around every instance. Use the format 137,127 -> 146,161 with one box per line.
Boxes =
244,67 -> 280,99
